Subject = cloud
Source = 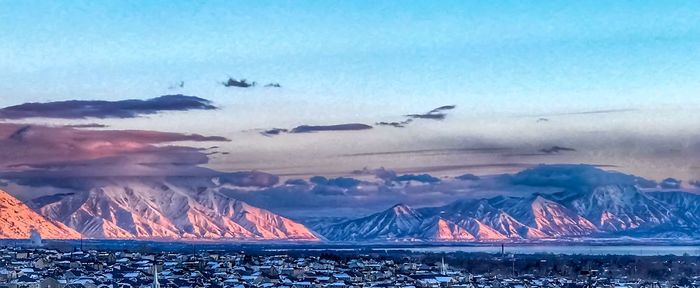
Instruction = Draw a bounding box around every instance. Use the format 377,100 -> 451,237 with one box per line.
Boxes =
506,164 -> 642,192
532,108 -> 636,117
428,105 -> 457,114
221,77 -> 256,88
660,177 -> 682,189
539,145 -> 576,154
290,123 -> 373,133
456,173 -> 480,181
690,180 -> 700,189
219,164 -> 671,218
259,123 -> 373,136
405,105 -> 457,120
260,128 -> 288,136
375,105 -> 456,128
217,171 -> 279,188
375,119 -> 412,128
355,167 -> 440,184
0,123 -> 229,179
341,147 -> 508,157
0,95 -> 217,120
395,173 -> 441,183
351,167 -> 397,181
64,123 -> 109,129
309,176 -> 362,188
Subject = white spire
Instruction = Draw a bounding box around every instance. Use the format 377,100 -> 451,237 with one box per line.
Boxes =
153,265 -> 160,288
441,256 -> 446,275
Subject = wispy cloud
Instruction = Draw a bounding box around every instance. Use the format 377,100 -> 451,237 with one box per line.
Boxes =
375,119 -> 413,128
539,145 -> 576,154
531,108 -> 637,117
0,95 -> 217,120
64,123 -> 109,129
405,105 -> 457,120
341,147 -> 509,157
290,123 -> 372,133
260,123 -> 373,136
375,105 -> 457,128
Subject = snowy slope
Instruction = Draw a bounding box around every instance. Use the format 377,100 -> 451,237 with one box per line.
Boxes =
33,178 -> 319,240
555,185 -> 675,231
315,204 -> 425,241
0,189 -> 81,239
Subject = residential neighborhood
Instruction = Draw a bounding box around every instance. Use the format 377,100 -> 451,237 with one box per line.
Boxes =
0,245 -> 697,288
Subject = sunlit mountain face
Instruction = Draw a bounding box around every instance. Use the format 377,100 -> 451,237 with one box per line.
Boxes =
1,2 -> 700,241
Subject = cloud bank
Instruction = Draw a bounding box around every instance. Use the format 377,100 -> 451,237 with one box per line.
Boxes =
0,123 -> 229,179
0,95 -> 217,119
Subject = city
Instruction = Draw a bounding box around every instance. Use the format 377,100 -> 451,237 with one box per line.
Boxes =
1,242 -> 699,288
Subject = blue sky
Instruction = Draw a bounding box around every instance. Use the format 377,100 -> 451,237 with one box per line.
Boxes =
1,1 -> 699,181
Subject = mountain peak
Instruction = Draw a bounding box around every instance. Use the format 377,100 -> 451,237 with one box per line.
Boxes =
391,203 -> 416,215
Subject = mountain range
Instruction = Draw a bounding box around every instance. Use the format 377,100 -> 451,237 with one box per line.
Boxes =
315,184 -> 700,242
2,177 -> 319,240
1,165 -> 699,241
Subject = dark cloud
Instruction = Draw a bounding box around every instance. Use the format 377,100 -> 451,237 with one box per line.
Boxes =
375,119 -> 412,128
260,128 -> 288,136
405,105 -> 457,120
221,77 -> 256,88
0,95 -> 217,120
428,105 -> 457,114
355,167 -> 440,184
660,177 -> 682,189
539,145 -> 576,154
64,123 -> 109,129
259,123 -> 373,136
395,174 -> 441,183
290,123 -> 372,133
405,113 -> 446,120
456,173 -> 480,181
374,105 -> 456,128
309,176 -> 362,188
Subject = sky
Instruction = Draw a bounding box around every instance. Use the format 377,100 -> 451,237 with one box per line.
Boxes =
1,0 -> 700,184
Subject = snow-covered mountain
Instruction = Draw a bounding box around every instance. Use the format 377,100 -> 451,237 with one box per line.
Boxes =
315,204 -> 425,241
0,189 -> 81,239
3,164 -> 700,242
26,177 -> 320,240
316,187 -> 700,242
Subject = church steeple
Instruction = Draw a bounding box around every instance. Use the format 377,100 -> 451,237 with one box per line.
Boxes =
153,265 -> 160,288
